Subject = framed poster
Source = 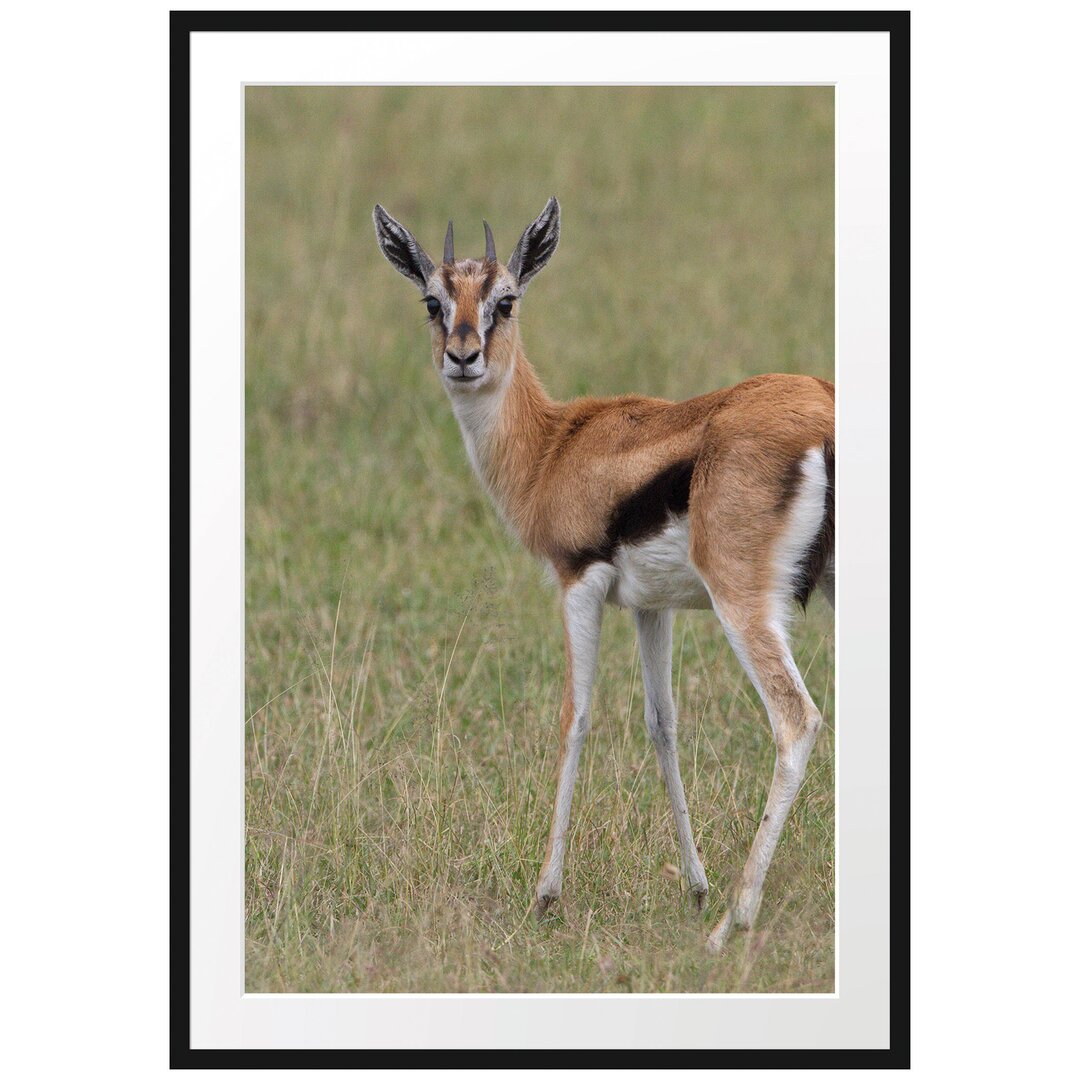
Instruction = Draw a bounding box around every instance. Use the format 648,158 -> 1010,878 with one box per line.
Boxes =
173,7 -> 909,1065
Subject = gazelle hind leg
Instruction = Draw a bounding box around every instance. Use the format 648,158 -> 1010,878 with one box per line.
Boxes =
687,441 -> 832,950
634,609 -> 708,909
705,611 -> 822,951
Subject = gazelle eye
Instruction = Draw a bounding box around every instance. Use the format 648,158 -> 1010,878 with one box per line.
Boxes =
496,297 -> 514,317
424,297 -> 441,318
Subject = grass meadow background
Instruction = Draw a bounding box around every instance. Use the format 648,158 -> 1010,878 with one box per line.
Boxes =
246,86 -> 834,993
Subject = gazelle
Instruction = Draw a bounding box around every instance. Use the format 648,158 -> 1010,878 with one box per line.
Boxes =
373,198 -> 834,951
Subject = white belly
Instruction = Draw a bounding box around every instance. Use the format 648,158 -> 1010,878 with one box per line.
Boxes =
609,516 -> 712,611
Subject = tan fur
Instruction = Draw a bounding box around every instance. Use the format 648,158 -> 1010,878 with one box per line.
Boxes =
436,259 -> 495,360
430,261 -> 833,592
431,259 -> 834,940
376,205 -> 835,947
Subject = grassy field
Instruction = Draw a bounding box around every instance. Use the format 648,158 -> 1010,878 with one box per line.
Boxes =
245,86 -> 834,993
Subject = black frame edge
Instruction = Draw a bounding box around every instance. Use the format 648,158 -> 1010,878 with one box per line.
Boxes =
170,9 -> 912,1069
170,7 -> 193,1071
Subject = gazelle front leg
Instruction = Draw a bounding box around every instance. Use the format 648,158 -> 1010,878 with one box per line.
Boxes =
634,608 -> 709,909
535,565 -> 610,918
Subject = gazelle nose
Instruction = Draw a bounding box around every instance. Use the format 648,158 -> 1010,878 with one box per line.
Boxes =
446,349 -> 480,369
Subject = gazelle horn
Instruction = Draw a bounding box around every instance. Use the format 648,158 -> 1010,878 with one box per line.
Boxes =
443,220 -> 454,264
483,219 -> 496,263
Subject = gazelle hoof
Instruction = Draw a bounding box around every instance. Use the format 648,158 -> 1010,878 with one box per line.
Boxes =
534,893 -> 557,921
706,910 -> 733,953
690,884 -> 708,912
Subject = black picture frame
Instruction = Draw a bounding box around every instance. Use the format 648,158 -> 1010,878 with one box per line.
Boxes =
171,8 -> 910,1068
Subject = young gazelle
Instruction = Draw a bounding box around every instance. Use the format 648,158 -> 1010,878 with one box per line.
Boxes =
373,198 -> 834,951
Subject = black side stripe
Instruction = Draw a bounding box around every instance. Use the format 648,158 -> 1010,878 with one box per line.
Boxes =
565,459 -> 695,575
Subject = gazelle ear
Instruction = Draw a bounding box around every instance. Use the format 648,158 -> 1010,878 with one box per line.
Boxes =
507,196 -> 560,289
373,204 -> 436,290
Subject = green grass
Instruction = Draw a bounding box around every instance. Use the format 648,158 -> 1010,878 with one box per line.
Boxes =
246,85 -> 834,993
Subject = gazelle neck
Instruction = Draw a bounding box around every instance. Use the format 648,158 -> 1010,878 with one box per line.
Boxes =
448,343 -> 559,542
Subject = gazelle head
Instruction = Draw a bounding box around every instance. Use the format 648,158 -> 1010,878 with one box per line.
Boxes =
373,197 -> 560,392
